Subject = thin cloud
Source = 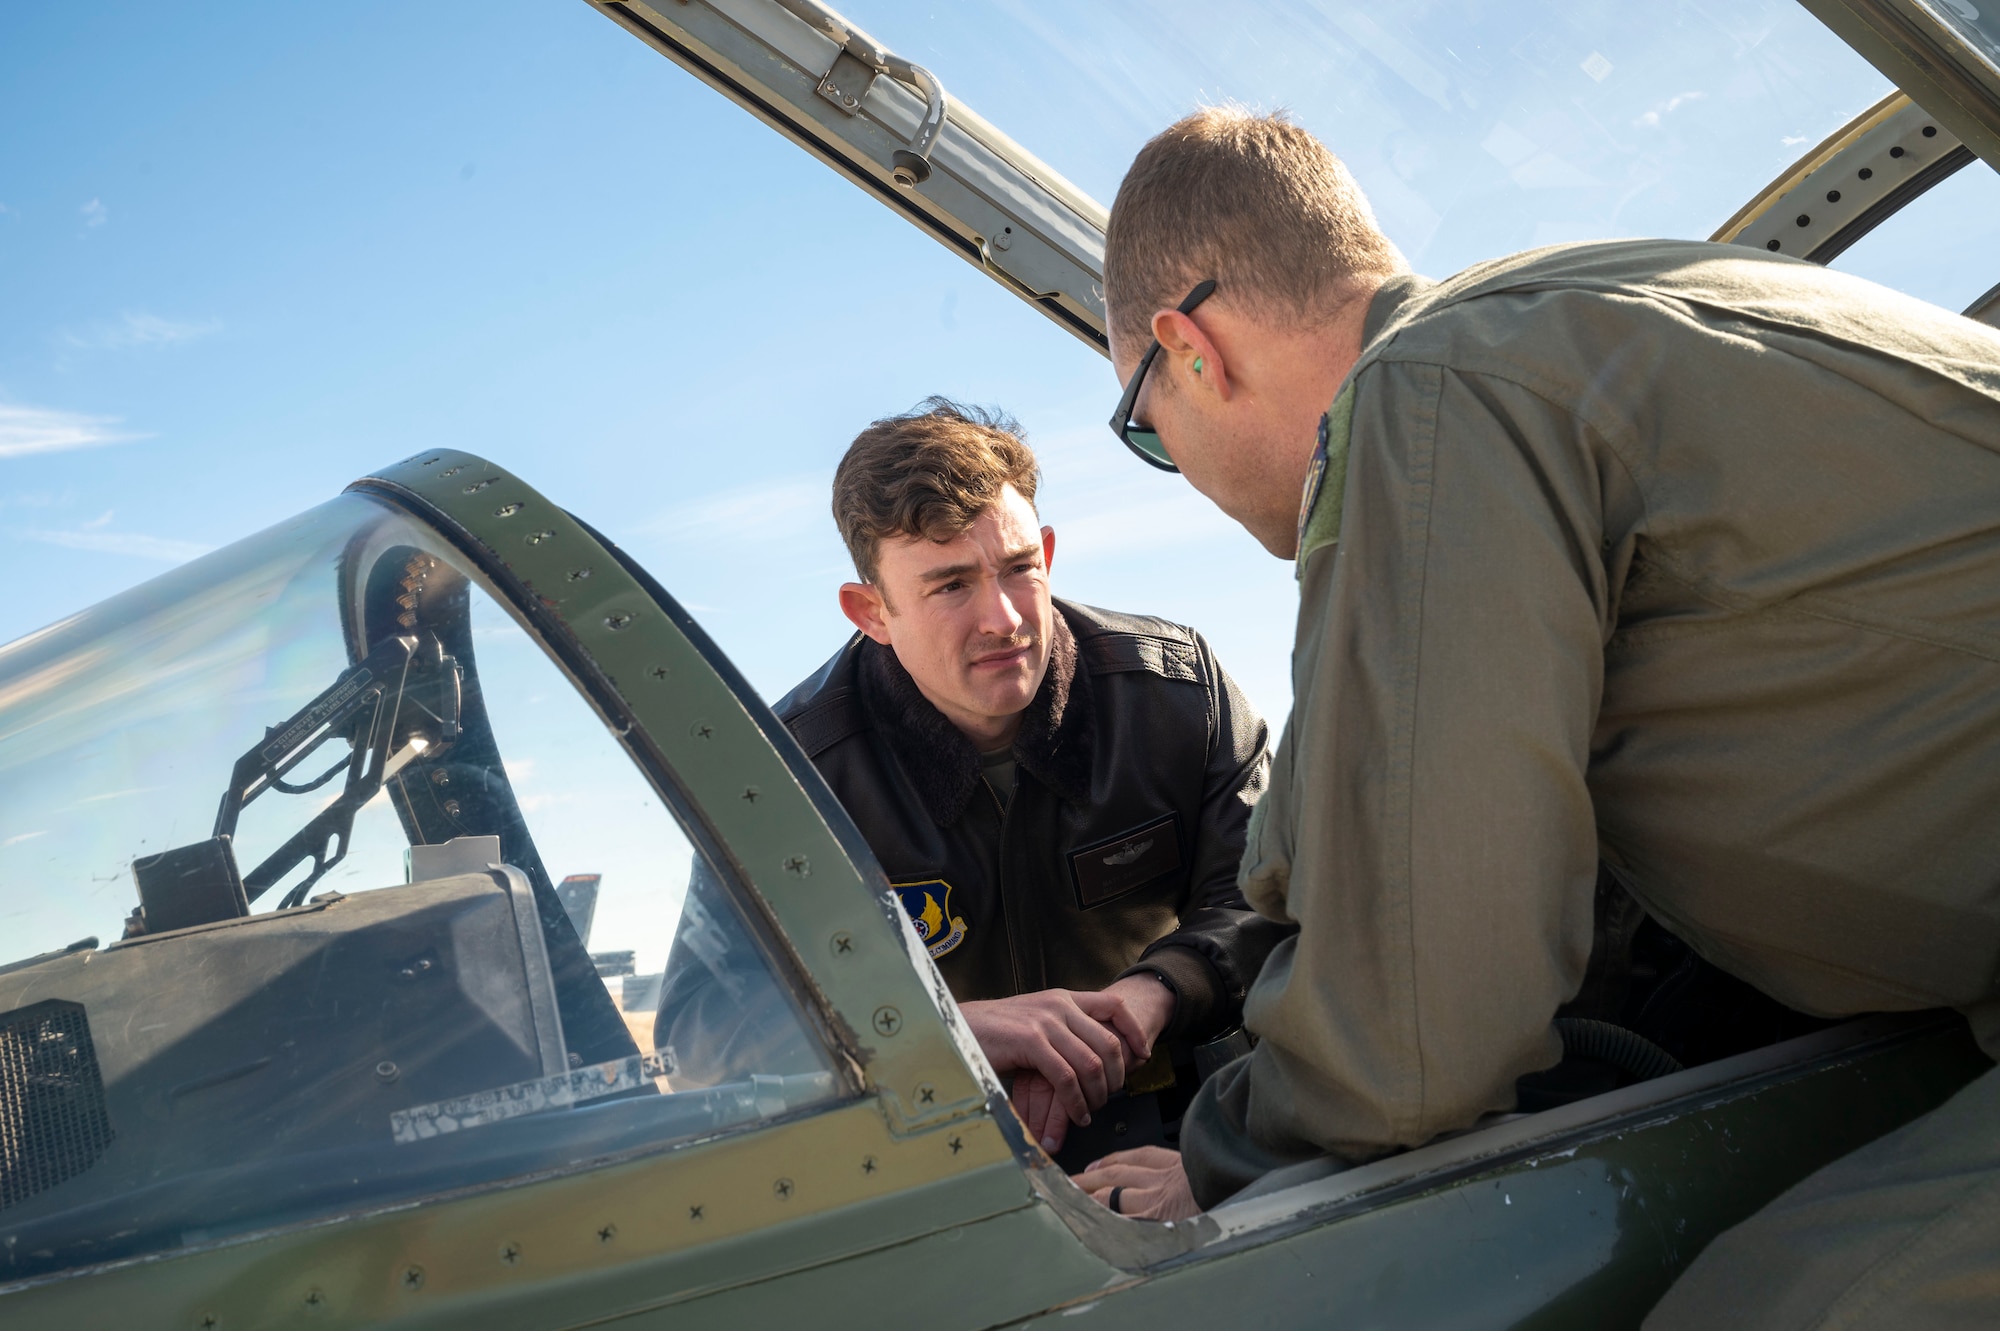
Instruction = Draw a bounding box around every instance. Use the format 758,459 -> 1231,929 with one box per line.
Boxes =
646,476 -> 827,544
77,786 -> 163,805
80,198 -> 106,228
63,311 -> 220,351
1635,91 -> 1705,129
22,526 -> 212,563
0,402 -> 147,459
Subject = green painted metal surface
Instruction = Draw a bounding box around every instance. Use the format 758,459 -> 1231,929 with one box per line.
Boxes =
1005,1019 -> 1988,1330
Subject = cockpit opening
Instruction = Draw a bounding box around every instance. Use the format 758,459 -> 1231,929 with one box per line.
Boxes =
0,493 -> 837,1282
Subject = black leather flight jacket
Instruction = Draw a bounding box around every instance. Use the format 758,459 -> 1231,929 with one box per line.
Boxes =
775,599 -> 1292,1044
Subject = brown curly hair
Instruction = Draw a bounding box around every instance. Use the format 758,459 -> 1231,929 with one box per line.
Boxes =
832,397 -> 1040,586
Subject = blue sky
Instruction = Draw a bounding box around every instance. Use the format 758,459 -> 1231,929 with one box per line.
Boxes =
5,0 -> 1997,734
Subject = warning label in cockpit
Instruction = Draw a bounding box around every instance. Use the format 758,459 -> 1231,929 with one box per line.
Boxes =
390,1048 -> 676,1144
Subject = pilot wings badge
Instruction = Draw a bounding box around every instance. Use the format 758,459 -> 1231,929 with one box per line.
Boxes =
890,880 -> 967,960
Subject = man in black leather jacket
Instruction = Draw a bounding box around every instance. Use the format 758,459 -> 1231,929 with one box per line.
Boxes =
771,399 -> 1290,1160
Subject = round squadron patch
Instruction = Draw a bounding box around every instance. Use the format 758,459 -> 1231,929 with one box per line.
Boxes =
891,880 -> 967,959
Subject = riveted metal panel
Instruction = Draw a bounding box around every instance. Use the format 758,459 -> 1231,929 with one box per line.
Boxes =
1713,90 -> 1977,262
0,1103 -> 1034,1329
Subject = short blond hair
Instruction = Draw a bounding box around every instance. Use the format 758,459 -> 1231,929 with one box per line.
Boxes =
1104,108 -> 1404,351
832,398 -> 1039,585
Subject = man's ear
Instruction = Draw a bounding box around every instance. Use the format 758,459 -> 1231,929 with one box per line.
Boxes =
1152,307 -> 1232,400
839,581 -> 894,645
1041,525 -> 1056,575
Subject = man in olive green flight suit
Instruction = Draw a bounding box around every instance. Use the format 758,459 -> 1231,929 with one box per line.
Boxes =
1080,107 -> 2000,1327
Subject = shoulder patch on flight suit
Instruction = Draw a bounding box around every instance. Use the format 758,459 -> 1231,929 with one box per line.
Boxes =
1068,814 -> 1184,909
890,880 -> 967,959
1296,382 -> 1356,576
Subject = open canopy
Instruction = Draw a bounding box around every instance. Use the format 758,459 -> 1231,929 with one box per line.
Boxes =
588,0 -> 2000,345
840,0 -> 1897,272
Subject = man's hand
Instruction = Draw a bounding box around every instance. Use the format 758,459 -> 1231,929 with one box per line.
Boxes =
1010,1068 -> 1067,1153
1100,972 -> 1176,1058
1077,1146 -> 1201,1220
991,976 -> 1177,1154
963,988 -> 1152,1137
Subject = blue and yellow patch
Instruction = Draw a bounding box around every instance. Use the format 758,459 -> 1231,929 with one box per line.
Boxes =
891,879 -> 967,960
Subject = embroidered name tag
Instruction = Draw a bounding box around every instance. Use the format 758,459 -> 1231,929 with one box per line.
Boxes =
891,879 -> 968,959
1068,814 -> 1183,909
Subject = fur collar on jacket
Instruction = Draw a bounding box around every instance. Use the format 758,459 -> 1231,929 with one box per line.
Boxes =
856,608 -> 1094,826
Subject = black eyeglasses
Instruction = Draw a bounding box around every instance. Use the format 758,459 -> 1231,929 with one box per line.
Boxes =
1107,278 -> 1218,472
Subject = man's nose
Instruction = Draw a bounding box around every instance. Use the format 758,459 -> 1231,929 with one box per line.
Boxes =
974,576 -> 1025,638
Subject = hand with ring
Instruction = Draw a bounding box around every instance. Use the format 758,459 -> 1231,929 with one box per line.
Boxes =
1076,1145 -> 1201,1220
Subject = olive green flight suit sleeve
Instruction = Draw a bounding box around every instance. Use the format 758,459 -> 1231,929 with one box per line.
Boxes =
1182,358 -> 1615,1205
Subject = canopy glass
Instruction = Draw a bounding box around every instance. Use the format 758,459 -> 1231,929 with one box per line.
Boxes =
0,493 -> 835,1279
847,0 -> 1895,275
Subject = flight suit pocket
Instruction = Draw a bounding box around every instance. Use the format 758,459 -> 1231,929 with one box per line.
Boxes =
1068,814 -> 1183,910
